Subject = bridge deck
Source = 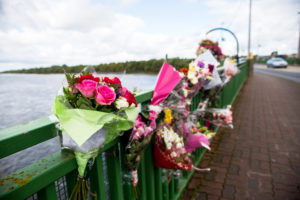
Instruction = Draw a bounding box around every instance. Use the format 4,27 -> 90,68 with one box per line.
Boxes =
181,72 -> 300,200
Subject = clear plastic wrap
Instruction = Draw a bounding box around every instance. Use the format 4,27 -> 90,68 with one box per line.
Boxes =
61,129 -> 106,153
194,105 -> 233,128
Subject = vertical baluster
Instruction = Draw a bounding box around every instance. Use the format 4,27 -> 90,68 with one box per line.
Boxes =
90,154 -> 107,200
119,136 -> 134,200
138,151 -> 147,200
162,169 -> 169,200
155,167 -> 163,200
182,170 -> 188,178
169,174 -> 174,200
174,171 -> 179,192
105,145 -> 123,200
65,170 -> 77,197
37,183 -> 57,199
144,142 -> 155,200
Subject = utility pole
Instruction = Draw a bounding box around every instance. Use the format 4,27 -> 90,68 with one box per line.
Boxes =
248,0 -> 253,76
298,12 -> 300,59
248,0 -> 252,58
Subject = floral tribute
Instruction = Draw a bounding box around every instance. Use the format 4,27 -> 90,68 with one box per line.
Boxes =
151,49 -> 239,173
124,61 -> 181,187
196,39 -> 223,60
153,108 -> 193,170
52,71 -> 139,200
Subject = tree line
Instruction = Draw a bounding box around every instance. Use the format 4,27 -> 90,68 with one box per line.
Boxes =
3,58 -> 194,74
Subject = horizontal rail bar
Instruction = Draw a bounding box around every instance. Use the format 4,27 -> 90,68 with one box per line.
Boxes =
0,90 -> 154,159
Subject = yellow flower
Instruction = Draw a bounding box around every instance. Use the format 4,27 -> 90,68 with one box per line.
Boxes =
196,122 -> 201,129
164,108 -> 173,124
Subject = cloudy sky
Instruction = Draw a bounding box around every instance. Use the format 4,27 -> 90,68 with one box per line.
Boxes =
0,0 -> 299,71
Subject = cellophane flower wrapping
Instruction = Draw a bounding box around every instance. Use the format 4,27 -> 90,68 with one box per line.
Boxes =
124,61 -> 181,179
185,121 -> 214,153
222,58 -> 239,85
154,124 -> 192,170
125,114 -> 153,172
194,105 -> 233,128
52,72 -> 139,199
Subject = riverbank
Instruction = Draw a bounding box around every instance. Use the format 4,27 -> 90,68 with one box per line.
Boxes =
1,57 -> 193,74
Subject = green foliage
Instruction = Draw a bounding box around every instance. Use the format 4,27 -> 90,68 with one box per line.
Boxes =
3,58 -> 194,74
76,96 -> 95,110
63,87 -> 78,108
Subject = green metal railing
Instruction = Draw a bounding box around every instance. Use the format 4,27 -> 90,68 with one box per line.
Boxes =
0,61 -> 249,200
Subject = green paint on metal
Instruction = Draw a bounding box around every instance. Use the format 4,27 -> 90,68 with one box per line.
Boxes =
138,151 -> 147,200
154,167 -> 163,200
105,145 -> 123,200
144,142 -> 155,200
37,183 -> 57,199
0,117 -> 57,159
0,150 -> 76,200
90,154 -> 107,200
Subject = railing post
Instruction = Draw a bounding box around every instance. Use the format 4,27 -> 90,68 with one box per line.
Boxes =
105,145 -> 123,200
37,183 -> 57,199
90,154 -> 107,200
144,143 -> 156,200
248,58 -> 253,77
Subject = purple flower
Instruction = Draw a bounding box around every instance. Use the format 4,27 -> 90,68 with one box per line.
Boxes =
197,61 -> 205,68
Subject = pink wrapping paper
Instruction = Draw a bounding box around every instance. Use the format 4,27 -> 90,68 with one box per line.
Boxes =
150,61 -> 182,106
185,133 -> 210,153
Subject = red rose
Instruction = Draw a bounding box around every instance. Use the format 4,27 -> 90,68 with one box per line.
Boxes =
78,74 -> 100,83
103,77 -> 122,86
121,87 -> 137,107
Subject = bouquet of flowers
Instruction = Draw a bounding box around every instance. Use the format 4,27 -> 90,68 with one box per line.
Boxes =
222,58 -> 239,85
154,124 -> 193,170
166,51 -> 220,138
196,58 -> 239,108
153,109 -> 211,172
195,105 -> 233,128
174,50 -> 221,105
52,72 -> 139,200
196,39 -> 223,60
124,61 -> 182,186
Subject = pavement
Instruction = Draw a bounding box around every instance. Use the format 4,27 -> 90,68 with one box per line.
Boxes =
180,71 -> 300,200
254,64 -> 300,83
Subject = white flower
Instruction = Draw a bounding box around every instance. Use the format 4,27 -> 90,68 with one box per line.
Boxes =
176,143 -> 183,148
182,88 -> 189,97
190,77 -> 198,84
170,152 -> 177,158
166,143 -> 172,150
149,105 -> 162,114
115,97 -> 129,110
179,72 -> 185,78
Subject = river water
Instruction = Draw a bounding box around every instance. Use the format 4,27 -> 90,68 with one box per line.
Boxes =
0,73 -> 157,178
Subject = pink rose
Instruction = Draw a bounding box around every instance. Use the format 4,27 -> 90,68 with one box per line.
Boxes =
95,85 -> 116,105
75,79 -> 98,98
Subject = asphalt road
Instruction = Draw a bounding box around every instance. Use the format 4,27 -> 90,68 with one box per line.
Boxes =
254,64 -> 300,83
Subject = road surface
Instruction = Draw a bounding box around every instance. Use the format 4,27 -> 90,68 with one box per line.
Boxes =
254,64 -> 300,83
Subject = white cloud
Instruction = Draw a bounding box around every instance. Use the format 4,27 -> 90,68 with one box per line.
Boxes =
204,0 -> 299,56
119,0 -> 139,7
0,0 -> 298,71
0,0 -> 201,71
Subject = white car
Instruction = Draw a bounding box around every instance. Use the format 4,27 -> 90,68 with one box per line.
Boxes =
266,57 -> 288,68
